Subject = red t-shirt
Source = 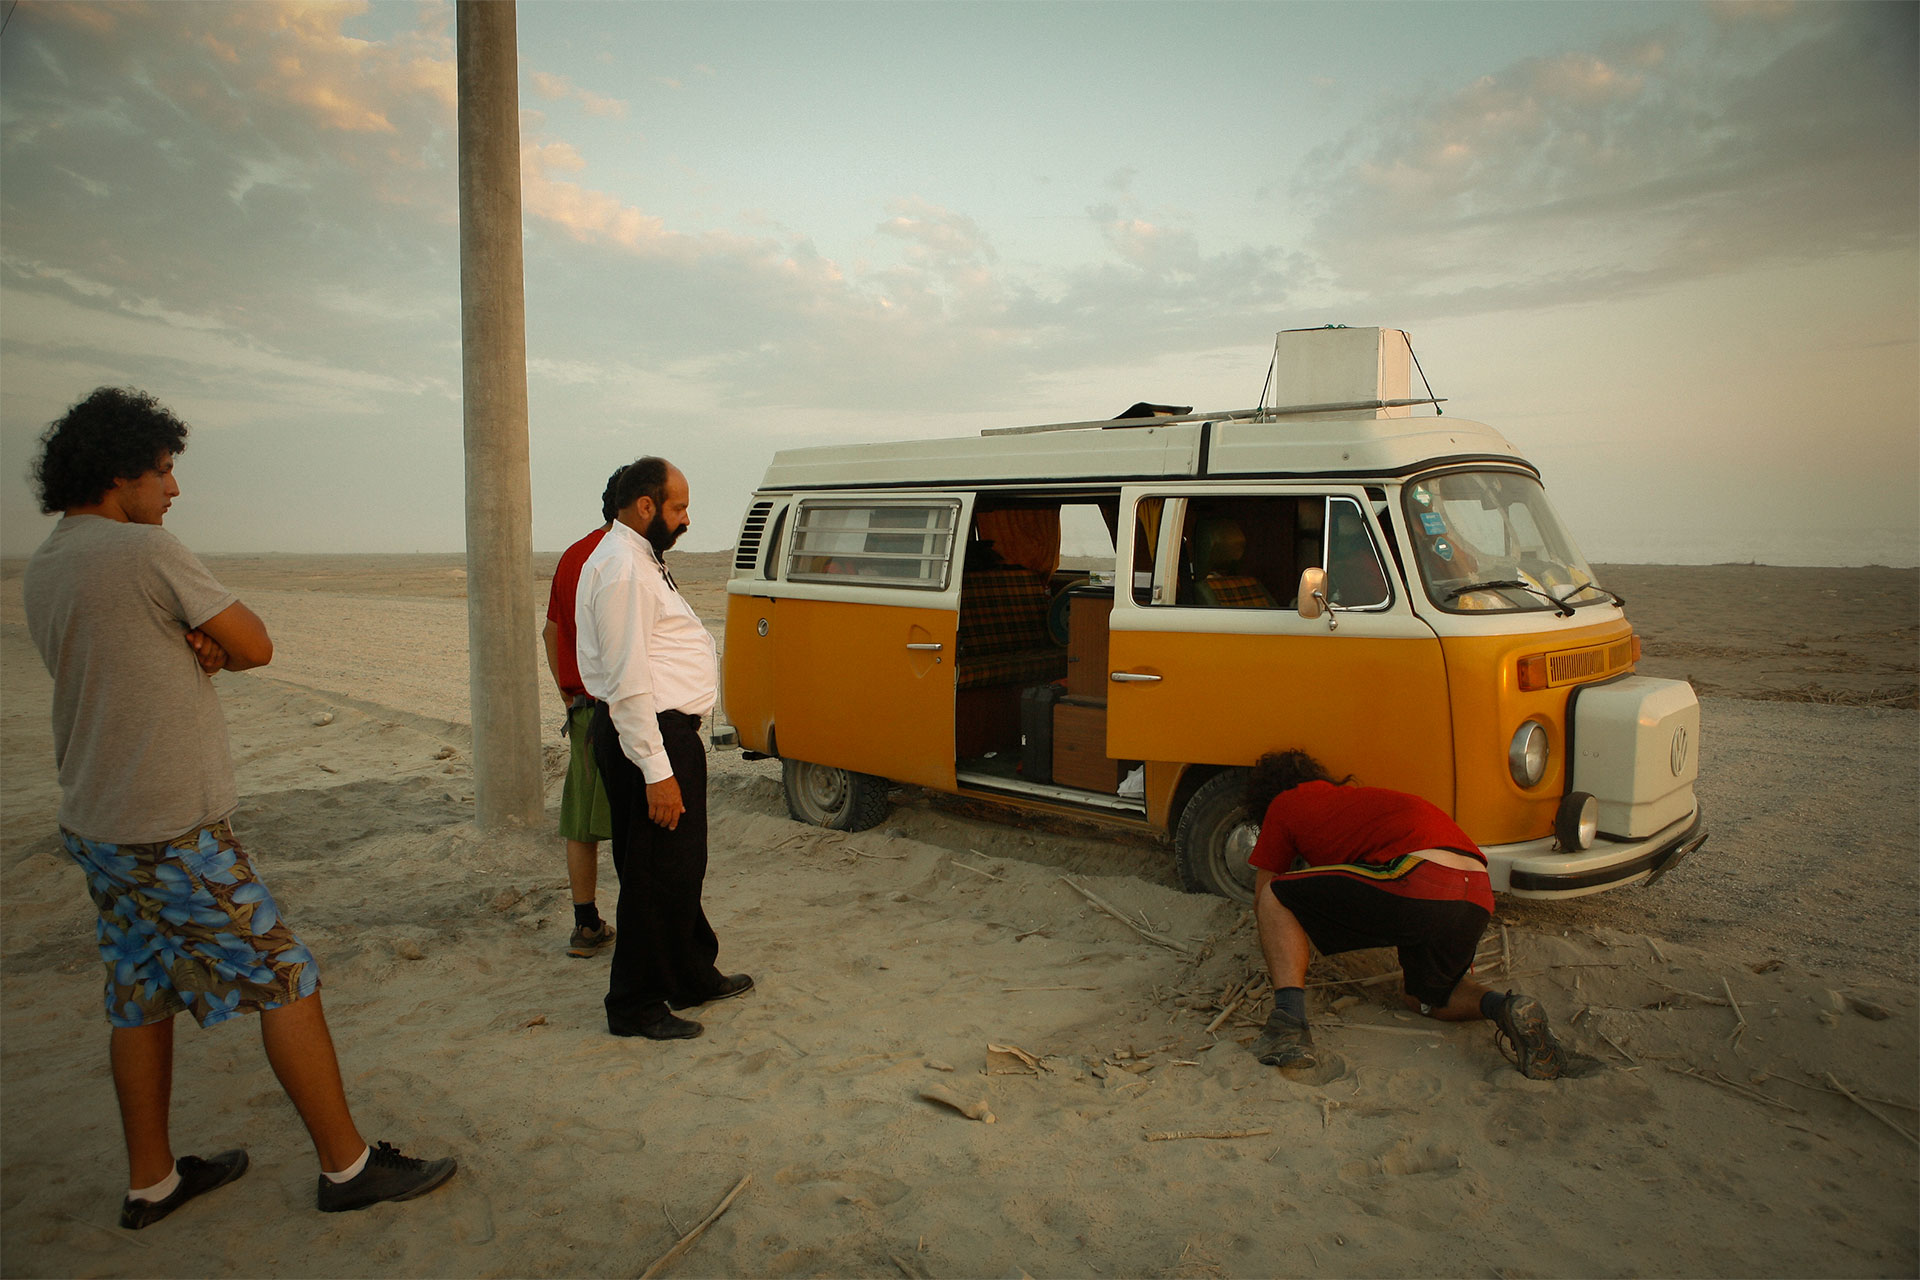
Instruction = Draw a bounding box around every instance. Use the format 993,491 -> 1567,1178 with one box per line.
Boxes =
545,526 -> 609,700
1249,780 -> 1494,911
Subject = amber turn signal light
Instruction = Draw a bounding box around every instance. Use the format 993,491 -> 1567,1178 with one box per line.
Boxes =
1517,654 -> 1548,691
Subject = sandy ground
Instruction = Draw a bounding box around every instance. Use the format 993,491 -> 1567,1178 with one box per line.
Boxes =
1,553 -> 1914,1278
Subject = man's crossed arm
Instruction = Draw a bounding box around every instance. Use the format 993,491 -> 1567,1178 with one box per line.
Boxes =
185,601 -> 273,674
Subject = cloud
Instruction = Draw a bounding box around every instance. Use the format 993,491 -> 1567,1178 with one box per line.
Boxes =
529,70 -> 628,118
1299,3 -> 1919,310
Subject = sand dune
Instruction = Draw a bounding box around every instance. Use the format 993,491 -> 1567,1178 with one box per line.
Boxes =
1,556 -> 1913,1277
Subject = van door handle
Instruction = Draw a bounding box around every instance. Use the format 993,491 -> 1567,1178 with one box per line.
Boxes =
906,642 -> 943,651
1110,671 -> 1161,683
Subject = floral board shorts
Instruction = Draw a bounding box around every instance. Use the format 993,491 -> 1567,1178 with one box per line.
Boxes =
62,819 -> 320,1029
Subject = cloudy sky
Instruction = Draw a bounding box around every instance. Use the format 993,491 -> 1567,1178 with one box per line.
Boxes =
2,0 -> 1914,565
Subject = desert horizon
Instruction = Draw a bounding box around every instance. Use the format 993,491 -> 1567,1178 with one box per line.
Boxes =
2,551 -> 1914,1277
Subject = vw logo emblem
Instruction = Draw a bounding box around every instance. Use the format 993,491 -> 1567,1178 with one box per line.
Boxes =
1670,727 -> 1690,776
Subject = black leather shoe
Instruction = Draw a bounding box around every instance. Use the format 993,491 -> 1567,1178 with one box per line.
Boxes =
669,973 -> 754,1010
612,1009 -> 704,1039
119,1150 -> 250,1230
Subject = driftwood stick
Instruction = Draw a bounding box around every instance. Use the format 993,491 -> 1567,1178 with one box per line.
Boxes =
1596,1028 -> 1638,1065
1648,937 -> 1669,964
1143,1127 -> 1273,1142
951,859 -> 1004,882
1665,1067 -> 1801,1114
1324,1022 -> 1442,1038
1721,977 -> 1747,1042
1762,1073 -> 1920,1113
1305,969 -> 1402,990
1825,1073 -> 1920,1146
920,1084 -> 995,1123
1058,877 -> 1196,955
1001,985 -> 1098,993
1655,981 -> 1730,1007
640,1174 -> 753,1280
1205,981 -> 1254,1034
1711,1071 -> 1801,1113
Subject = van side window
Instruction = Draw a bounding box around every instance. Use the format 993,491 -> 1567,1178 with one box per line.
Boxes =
760,505 -> 788,581
1168,496 -> 1296,609
1142,495 -> 1391,610
1325,497 -> 1390,608
786,501 -> 960,589
1131,497 -> 1165,604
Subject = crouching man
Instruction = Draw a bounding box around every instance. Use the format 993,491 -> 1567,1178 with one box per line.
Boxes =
1245,750 -> 1567,1080
23,388 -> 457,1228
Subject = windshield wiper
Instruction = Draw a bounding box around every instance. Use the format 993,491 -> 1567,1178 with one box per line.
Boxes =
1444,579 -> 1575,617
1558,581 -> 1626,608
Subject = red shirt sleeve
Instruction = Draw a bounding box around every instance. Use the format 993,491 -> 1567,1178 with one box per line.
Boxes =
1248,792 -> 1302,875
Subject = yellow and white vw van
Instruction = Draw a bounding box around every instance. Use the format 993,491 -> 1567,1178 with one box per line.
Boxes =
720,328 -> 1707,901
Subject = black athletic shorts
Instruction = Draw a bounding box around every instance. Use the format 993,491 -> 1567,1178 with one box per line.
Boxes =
1268,874 -> 1490,1007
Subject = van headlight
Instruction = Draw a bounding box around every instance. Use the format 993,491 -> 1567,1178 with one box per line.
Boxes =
1508,721 -> 1548,787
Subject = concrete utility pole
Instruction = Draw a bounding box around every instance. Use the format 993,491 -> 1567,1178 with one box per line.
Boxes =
455,0 -> 543,828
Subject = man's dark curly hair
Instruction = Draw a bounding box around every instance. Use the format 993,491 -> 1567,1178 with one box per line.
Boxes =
1245,749 -> 1354,820
611,456 -> 671,515
32,387 -> 189,514
599,466 -> 627,525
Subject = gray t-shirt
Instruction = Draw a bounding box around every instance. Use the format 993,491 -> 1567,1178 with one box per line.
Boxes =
23,516 -> 240,843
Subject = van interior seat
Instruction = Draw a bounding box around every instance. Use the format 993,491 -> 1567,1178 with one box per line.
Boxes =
955,565 -> 1067,690
1192,516 -> 1279,609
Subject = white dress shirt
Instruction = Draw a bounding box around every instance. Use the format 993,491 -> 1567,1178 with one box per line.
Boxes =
574,520 -> 717,782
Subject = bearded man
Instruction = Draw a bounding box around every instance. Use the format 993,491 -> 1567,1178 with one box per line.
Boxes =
574,457 -> 752,1040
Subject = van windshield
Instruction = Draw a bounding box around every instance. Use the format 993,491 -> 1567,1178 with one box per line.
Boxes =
1402,472 -> 1604,613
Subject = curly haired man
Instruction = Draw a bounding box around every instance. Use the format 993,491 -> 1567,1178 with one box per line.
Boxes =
23,388 -> 456,1227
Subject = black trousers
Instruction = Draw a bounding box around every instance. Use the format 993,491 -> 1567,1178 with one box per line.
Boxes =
591,704 -> 723,1028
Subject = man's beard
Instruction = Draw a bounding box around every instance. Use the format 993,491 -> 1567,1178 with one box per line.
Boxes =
645,510 -> 687,554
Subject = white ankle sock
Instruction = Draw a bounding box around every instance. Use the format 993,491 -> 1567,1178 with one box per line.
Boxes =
323,1145 -> 370,1184
128,1165 -> 181,1203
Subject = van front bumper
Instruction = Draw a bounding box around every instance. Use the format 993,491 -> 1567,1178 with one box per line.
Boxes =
1485,807 -> 1707,899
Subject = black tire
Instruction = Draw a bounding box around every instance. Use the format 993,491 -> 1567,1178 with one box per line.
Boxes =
1173,770 -> 1260,903
781,759 -> 892,831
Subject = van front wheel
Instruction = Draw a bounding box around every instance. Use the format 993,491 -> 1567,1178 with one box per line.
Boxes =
1174,771 -> 1260,903
782,759 -> 892,832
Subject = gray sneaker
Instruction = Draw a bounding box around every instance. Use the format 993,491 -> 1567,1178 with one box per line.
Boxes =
1251,1012 -> 1317,1069
317,1142 -> 456,1213
1490,992 -> 1568,1080
567,920 -> 616,958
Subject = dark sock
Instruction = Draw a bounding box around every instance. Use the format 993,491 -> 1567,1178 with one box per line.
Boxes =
1271,986 -> 1308,1025
573,903 -> 600,931
1480,990 -> 1508,1021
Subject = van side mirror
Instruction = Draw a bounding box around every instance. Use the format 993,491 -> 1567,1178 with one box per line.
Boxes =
1296,567 -> 1337,631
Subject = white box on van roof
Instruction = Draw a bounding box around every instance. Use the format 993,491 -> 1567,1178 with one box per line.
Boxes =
1273,326 -> 1414,419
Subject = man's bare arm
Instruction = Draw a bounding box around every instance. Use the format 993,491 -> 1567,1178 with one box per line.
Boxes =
193,601 -> 273,671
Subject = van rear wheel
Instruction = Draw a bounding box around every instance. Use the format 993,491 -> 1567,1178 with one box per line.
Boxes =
1174,771 -> 1260,903
782,759 -> 892,831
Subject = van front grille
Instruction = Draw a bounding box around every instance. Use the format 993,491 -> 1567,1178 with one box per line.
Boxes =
1549,640 -> 1635,687
734,501 -> 773,572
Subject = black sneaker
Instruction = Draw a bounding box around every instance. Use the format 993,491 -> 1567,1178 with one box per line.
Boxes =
1490,992 -> 1568,1080
119,1150 -> 249,1230
316,1142 -> 457,1213
1251,1012 -> 1317,1069
669,973 -> 754,1010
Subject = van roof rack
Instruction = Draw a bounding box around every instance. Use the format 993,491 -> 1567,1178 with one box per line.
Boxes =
980,397 -> 1445,437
